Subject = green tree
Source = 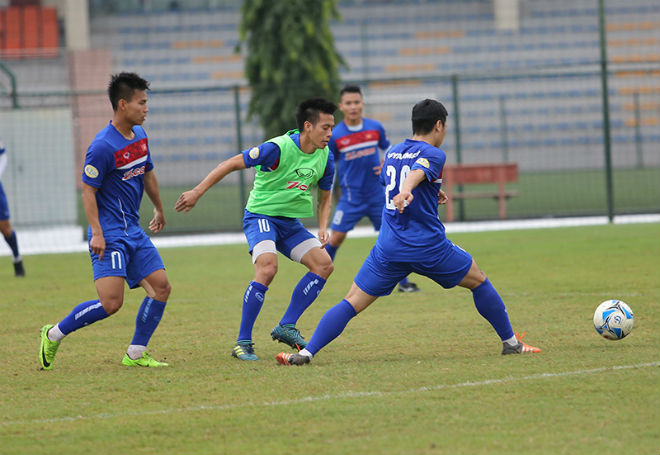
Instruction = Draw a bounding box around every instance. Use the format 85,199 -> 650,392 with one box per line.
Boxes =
237,0 -> 346,139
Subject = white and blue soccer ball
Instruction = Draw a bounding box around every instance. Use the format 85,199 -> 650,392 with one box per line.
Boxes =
593,299 -> 634,340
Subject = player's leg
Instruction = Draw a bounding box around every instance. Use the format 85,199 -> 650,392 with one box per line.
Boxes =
325,198 -> 361,260
117,234 -> 170,367
121,269 -> 171,367
0,184 -> 23,276
39,276 -> 122,370
273,229 -> 334,350
233,214 -> 279,360
277,283 -> 378,366
233,247 -> 277,360
457,258 -> 540,355
277,248 -> 403,366
325,230 -> 347,260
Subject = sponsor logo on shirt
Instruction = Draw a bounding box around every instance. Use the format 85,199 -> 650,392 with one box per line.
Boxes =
345,146 -> 377,161
295,168 -> 315,180
122,165 -> 146,181
416,157 -> 430,168
249,147 -> 260,159
84,164 -> 99,178
387,150 -> 421,160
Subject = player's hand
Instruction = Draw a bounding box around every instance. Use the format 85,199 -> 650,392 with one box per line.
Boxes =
373,163 -> 383,176
393,191 -> 413,213
149,208 -> 166,233
318,229 -> 329,248
175,190 -> 199,212
89,233 -> 106,261
438,189 -> 448,205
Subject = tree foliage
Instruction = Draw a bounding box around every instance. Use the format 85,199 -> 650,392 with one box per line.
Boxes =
237,0 -> 346,139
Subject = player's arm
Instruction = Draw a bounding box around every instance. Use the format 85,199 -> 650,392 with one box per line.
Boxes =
144,170 -> 166,233
175,154 -> 246,212
374,125 -> 390,176
82,182 -> 106,260
316,151 -> 335,247
392,169 -> 426,213
0,148 -> 7,177
317,188 -> 332,247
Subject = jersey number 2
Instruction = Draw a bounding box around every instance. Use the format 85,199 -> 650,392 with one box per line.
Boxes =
385,164 -> 411,210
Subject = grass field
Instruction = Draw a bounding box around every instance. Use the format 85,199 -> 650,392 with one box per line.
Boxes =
1,223 -> 659,454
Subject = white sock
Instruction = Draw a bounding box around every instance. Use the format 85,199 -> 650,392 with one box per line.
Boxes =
127,344 -> 146,360
47,324 -> 65,342
503,335 -> 519,346
299,348 -> 313,359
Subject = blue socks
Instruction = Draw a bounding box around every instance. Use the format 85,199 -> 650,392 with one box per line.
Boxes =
306,299 -> 357,355
131,297 -> 167,346
238,281 -> 268,341
471,279 -> 514,341
325,243 -> 338,260
280,272 -> 326,325
3,230 -> 20,259
57,299 -> 110,335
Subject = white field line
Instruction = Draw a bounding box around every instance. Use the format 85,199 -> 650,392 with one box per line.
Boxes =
2,361 -> 658,427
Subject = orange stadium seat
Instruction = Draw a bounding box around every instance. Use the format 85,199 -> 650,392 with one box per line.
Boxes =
0,10 -> 5,50
22,5 -> 40,51
40,6 -> 59,56
4,7 -> 22,54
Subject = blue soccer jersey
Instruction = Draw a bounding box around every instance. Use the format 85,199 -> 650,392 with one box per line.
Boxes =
81,122 -> 154,236
376,139 -> 447,261
329,118 -> 390,201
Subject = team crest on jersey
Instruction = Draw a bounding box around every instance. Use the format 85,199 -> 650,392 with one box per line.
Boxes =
249,147 -> 259,159
416,157 -> 430,168
295,168 -> 315,180
84,164 -> 99,178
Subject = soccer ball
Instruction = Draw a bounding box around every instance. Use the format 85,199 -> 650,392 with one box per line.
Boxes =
593,299 -> 634,340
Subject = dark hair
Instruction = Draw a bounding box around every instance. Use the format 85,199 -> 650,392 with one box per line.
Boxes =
296,98 -> 337,131
108,72 -> 150,111
340,84 -> 362,98
411,99 -> 448,135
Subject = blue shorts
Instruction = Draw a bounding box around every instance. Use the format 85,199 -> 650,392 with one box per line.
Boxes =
243,210 -> 316,260
354,240 -> 473,297
330,193 -> 384,233
0,181 -> 9,221
90,229 -> 165,289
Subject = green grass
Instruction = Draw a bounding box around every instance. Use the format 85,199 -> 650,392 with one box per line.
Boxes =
1,223 -> 659,454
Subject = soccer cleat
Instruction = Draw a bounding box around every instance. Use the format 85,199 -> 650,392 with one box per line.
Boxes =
501,331 -> 541,355
276,352 -> 311,366
122,352 -> 169,367
271,324 -> 307,350
398,282 -> 420,293
39,324 -> 60,370
13,260 -> 25,277
232,341 -> 258,361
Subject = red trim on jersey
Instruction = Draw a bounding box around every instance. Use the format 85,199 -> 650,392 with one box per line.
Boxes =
336,130 -> 380,152
114,138 -> 148,168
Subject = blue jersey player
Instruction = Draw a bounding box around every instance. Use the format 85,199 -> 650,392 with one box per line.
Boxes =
176,98 -> 336,361
277,99 -> 540,366
327,85 -> 419,292
39,73 -> 172,370
0,139 -> 25,277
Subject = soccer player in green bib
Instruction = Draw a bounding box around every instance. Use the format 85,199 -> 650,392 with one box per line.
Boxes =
175,98 -> 337,360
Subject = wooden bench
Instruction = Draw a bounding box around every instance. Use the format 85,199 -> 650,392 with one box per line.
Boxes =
442,163 -> 519,222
